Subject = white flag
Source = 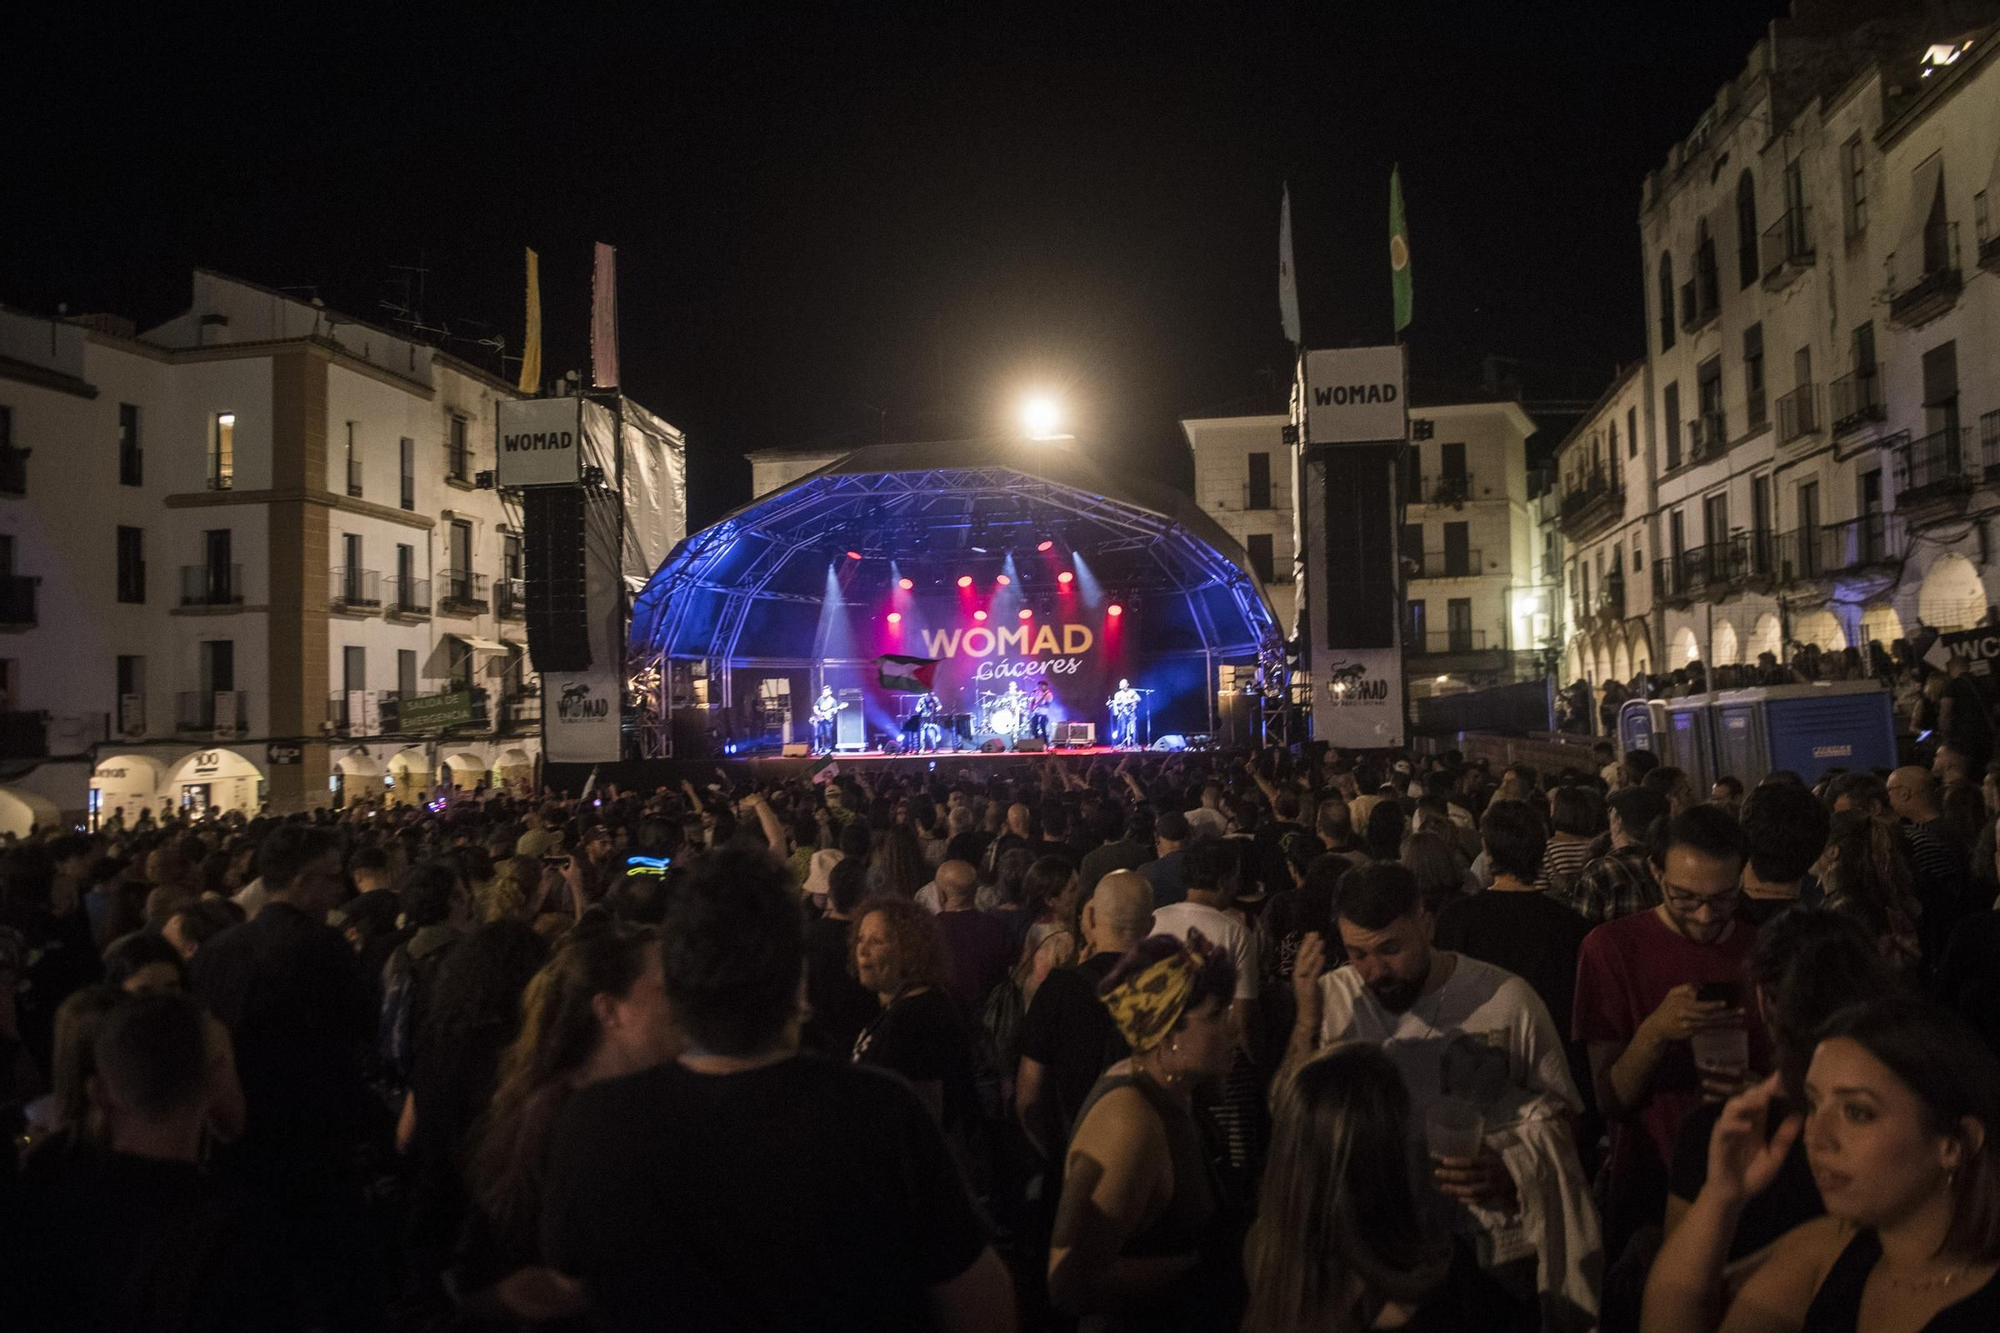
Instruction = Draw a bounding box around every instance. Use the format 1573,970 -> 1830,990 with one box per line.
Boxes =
591,242 -> 620,388
1278,184 -> 1301,346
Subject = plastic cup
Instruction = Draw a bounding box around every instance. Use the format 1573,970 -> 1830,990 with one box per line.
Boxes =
1425,1096 -> 1485,1164
1690,1024 -> 1750,1076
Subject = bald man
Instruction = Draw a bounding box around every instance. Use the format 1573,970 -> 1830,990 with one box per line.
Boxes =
915,857 -> 977,914
1887,765 -> 1974,962
1015,870 -> 1154,1161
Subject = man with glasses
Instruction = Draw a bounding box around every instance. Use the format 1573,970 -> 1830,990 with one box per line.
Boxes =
1572,805 -> 1763,1257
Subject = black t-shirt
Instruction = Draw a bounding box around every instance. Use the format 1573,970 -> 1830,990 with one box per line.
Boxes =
1433,889 -> 1591,1037
1017,952 -> 1126,1136
1670,1098 -> 1823,1259
801,915 -> 878,1058
541,1055 -> 990,1333
853,987 -> 980,1132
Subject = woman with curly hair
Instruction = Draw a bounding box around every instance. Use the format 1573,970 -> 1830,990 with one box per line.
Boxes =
851,894 -> 979,1135
1817,809 -> 1924,969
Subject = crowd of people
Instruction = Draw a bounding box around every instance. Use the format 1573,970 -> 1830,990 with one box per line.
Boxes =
5,738 -> 2000,1331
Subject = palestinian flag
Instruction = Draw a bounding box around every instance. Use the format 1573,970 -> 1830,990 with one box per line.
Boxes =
877,654 -> 940,693
810,757 -> 840,785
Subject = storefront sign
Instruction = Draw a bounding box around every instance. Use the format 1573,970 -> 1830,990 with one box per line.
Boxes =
266,742 -> 304,765
399,689 -> 475,732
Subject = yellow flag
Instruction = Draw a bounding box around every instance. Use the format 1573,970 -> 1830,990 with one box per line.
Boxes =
517,247 -> 542,393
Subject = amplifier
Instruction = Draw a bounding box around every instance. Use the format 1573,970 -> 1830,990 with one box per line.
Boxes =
1014,738 -> 1046,753
1058,721 -> 1096,746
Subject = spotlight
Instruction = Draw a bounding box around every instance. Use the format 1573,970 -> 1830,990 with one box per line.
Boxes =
1057,571 -> 1073,585
1037,540 -> 1054,552
957,575 -> 973,588
1019,608 -> 1034,620
1107,603 -> 1123,617
1020,394 -> 1060,439
898,577 -> 913,590
887,612 -> 902,625
996,574 -> 1011,586
974,610 -> 988,622
846,550 -> 862,561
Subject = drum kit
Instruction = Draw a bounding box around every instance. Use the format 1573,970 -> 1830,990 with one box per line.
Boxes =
893,685 -> 1036,752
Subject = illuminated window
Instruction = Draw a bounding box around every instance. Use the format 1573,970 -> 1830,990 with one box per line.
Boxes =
210,413 -> 235,491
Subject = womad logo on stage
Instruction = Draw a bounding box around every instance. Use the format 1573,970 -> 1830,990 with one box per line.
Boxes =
1324,660 -> 1390,703
919,624 -> 1095,659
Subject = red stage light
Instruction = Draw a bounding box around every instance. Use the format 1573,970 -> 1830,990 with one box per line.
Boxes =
957,575 -> 973,588
1057,571 -> 1073,585
996,574 -> 1011,586
886,612 -> 901,625
846,550 -> 862,560
1037,540 -> 1054,552
1019,608 -> 1033,620
1108,603 -> 1123,617
974,610 -> 988,622
898,577 -> 913,590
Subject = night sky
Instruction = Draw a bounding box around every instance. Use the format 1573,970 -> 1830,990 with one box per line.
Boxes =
5,3 -> 1782,527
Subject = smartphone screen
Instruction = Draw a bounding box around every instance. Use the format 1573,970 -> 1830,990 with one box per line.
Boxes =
1697,981 -> 1738,1005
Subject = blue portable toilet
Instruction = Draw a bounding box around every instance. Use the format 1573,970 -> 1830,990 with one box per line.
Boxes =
1664,700 -> 1719,792
1757,681 -> 1897,786
1618,699 -> 1655,755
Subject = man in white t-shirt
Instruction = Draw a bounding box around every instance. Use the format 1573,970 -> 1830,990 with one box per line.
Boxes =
1280,861 -> 1599,1325
1182,783 -> 1228,841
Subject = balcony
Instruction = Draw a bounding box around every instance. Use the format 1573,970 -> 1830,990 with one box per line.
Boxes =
0,445 -> 27,497
180,564 -> 243,607
388,577 -> 431,619
1238,481 -> 1291,511
1592,576 -> 1626,624
1983,411 -> 2000,482
1680,274 -> 1719,333
1780,515 -> 1903,582
1653,540 -> 1749,606
1409,548 -> 1484,579
0,575 -> 38,629
439,569 -> 488,614
1895,426 -> 1973,516
1687,411 -> 1729,462
327,689 -> 404,736
1409,629 -> 1491,657
0,711 -> 48,760
496,576 -> 528,620
1887,223 -> 1962,328
346,456 -> 364,498
1776,383 -> 1819,442
503,689 -> 543,728
1830,367 -> 1886,434
1559,469 -> 1624,539
176,690 -> 248,735
1409,472 -> 1488,506
331,567 -> 382,613
1760,206 -> 1814,288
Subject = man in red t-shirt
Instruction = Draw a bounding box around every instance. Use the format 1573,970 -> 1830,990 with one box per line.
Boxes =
1573,804 -> 1763,1255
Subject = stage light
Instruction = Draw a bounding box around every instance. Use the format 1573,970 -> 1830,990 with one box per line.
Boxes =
846,550 -> 862,561
1019,608 -> 1034,620
898,577 -> 913,590
974,609 -> 988,622
1021,394 -> 1060,439
996,574 -> 1011,586
887,612 -> 902,625
1057,571 -> 1073,585
1107,603 -> 1123,617
1037,540 -> 1054,552
957,575 -> 973,588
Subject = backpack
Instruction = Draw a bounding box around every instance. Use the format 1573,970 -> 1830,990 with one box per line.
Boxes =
379,937 -> 454,1087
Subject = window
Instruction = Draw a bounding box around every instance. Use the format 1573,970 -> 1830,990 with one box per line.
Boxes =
448,520 -> 472,585
1845,135 -> 1867,234
1246,533 -> 1276,585
1797,482 -> 1821,576
1657,253 -> 1676,351
341,533 -> 365,604
1694,218 -> 1720,316
118,404 -> 142,486
1703,492 -> 1729,551
1751,474 -> 1772,572
397,648 -> 418,699
447,414 -> 470,482
1608,420 -> 1619,462
1922,341 -> 1960,438
1446,599 -> 1474,653
1744,323 -> 1766,430
1402,524 -> 1424,574
116,655 -> 145,734
345,422 -> 362,498
1664,381 -> 1682,469
1736,171 -> 1759,289
209,413 -> 234,491
1246,452 -> 1272,509
1407,599 -> 1427,648
1633,544 -> 1643,571
1442,521 -> 1471,577
343,646 -> 366,694
116,526 -> 145,603
1918,160 -> 1950,276
200,639 -> 235,693
502,532 -> 523,580
395,543 -> 416,607
1627,406 -> 1638,458
1696,357 -> 1724,451
399,437 -> 415,510
197,529 -> 235,604
0,406 -> 16,497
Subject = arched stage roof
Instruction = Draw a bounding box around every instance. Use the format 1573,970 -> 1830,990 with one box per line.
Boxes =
631,437 -> 1284,663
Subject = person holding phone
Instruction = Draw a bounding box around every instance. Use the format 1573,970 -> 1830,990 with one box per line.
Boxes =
1573,805 -> 1768,1260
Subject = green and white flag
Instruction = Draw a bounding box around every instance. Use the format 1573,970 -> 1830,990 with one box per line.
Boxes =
810,757 -> 840,785
1390,165 -> 1413,334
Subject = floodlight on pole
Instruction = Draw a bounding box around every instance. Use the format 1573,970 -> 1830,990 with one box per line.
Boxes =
1021,394 -> 1061,440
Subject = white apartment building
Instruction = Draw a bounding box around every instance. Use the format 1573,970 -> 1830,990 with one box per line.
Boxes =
1590,9 -> 2000,685
1181,399 -> 1544,699
1556,364 -> 1659,685
0,270 -> 575,828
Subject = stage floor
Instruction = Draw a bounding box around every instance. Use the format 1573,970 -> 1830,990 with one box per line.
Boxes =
743,744 -> 1138,776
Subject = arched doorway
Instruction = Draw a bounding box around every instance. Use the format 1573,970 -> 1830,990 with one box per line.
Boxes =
1919,554 -> 1986,631
388,748 -> 429,806
493,747 -> 534,794
1794,609 -> 1847,653
1594,646 -> 1614,684
0,786 -> 61,838
1711,620 -> 1741,667
1861,604 -> 1905,650
1749,613 -> 1783,662
1672,626 -> 1702,666
167,748 -> 264,816
90,753 -> 168,827
439,751 -> 490,793
333,750 -> 386,809
1630,631 -> 1653,679
1613,642 -> 1632,681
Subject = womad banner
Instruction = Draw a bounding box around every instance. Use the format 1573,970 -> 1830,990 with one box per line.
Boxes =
1311,646 -> 1405,748
544,668 -> 622,762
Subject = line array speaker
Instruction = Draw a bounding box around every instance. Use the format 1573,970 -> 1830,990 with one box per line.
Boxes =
523,487 -> 592,673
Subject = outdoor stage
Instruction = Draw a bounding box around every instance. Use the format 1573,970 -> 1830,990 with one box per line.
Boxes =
742,743 -> 1145,778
